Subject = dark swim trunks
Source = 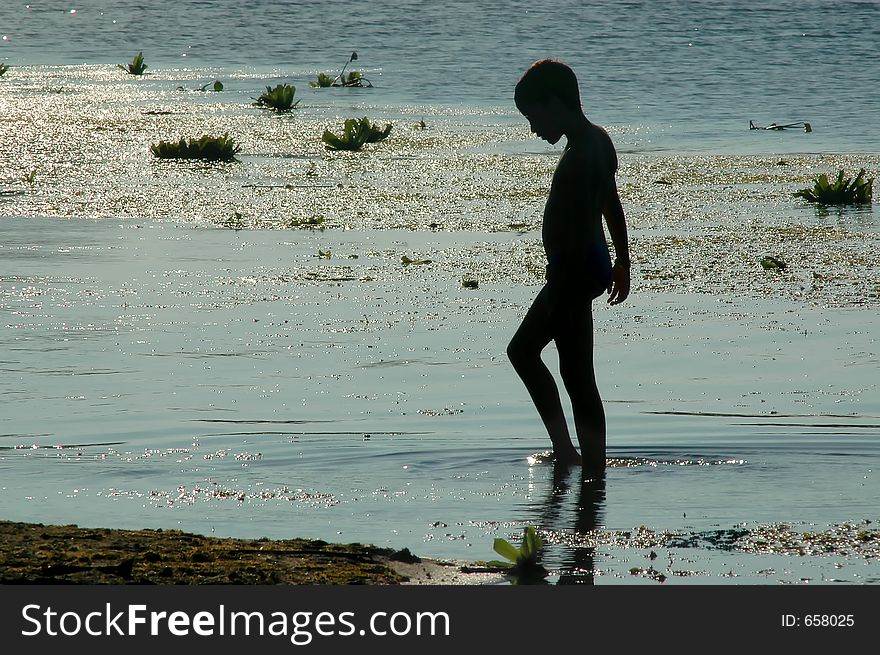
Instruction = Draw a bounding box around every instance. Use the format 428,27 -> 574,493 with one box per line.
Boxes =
545,242 -> 612,300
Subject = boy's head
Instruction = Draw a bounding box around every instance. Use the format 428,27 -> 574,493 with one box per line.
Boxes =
515,59 -> 582,113
515,59 -> 583,144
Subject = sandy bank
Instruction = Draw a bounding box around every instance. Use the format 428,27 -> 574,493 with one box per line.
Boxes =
0,520 -> 503,585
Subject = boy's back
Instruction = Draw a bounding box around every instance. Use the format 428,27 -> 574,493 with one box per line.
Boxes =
542,123 -> 618,301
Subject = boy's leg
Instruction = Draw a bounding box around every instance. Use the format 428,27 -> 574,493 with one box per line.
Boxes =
555,300 -> 606,472
507,286 -> 581,464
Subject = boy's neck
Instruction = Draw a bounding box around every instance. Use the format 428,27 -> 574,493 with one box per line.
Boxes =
564,114 -> 593,144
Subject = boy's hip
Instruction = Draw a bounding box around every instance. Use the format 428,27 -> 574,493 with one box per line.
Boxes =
545,248 -> 612,300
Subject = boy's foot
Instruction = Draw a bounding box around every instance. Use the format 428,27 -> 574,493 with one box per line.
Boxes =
526,449 -> 582,467
554,449 -> 583,468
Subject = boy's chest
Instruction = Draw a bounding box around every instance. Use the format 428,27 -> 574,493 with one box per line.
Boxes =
545,149 -> 607,215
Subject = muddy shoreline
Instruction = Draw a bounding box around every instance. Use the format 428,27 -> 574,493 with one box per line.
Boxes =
0,520 -> 502,585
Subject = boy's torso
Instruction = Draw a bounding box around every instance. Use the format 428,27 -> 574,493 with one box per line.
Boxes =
542,124 -> 617,264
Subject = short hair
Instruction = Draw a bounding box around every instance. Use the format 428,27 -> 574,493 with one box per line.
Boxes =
514,59 -> 582,112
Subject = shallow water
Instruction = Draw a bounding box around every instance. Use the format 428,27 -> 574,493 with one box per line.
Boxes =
1,0 -> 878,584
2,0 -> 880,153
1,218 -> 877,583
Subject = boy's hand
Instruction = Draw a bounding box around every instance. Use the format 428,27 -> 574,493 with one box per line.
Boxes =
607,263 -> 630,305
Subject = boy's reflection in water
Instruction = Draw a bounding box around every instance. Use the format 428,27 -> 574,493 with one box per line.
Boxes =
539,463 -> 607,585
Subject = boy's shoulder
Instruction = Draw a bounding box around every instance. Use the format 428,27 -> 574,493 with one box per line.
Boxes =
566,123 -> 618,175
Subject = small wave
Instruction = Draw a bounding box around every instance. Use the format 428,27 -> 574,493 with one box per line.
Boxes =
527,451 -> 746,468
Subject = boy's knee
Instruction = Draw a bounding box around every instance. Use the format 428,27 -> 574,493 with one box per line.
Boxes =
507,338 -> 535,368
505,339 -> 519,363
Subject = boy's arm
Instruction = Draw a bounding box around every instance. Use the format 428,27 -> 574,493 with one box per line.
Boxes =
604,178 -> 630,305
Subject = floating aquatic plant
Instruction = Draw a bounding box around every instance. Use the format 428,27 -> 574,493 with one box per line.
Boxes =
309,52 -> 373,88
322,117 -> 392,151
150,134 -> 240,162
490,526 -> 548,583
118,52 -> 147,75
338,71 -> 371,87
310,71 -> 371,87
794,169 -> 873,205
254,83 -> 299,112
337,51 -> 360,84
364,119 -> 393,142
760,256 -> 787,271
309,73 -> 336,88
629,566 -> 667,583
217,212 -> 245,230
401,255 -> 431,266
283,215 -> 325,229
198,80 -> 224,92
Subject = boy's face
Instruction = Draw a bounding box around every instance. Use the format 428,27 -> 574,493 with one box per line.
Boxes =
519,97 -> 565,145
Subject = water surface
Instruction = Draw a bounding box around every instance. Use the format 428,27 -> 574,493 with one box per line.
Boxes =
1,0 -> 878,584
1,218 -> 877,583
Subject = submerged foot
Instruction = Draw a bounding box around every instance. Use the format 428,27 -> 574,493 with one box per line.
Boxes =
526,449 -> 582,467
555,450 -> 583,468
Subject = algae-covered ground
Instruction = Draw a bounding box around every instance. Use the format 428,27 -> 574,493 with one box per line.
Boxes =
1,65 -> 878,310
0,520 -> 478,584
3,518 -> 878,585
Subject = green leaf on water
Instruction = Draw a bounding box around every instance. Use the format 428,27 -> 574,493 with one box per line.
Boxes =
118,51 -> 147,75
492,538 -> 521,563
310,72 -> 336,88
322,117 -> 392,151
150,133 -> 240,162
794,168 -> 873,205
486,560 -> 514,569
520,526 -> 542,564
254,84 -> 299,112
489,527 -> 548,583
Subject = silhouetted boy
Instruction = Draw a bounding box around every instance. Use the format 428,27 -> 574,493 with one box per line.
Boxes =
508,59 -> 630,473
